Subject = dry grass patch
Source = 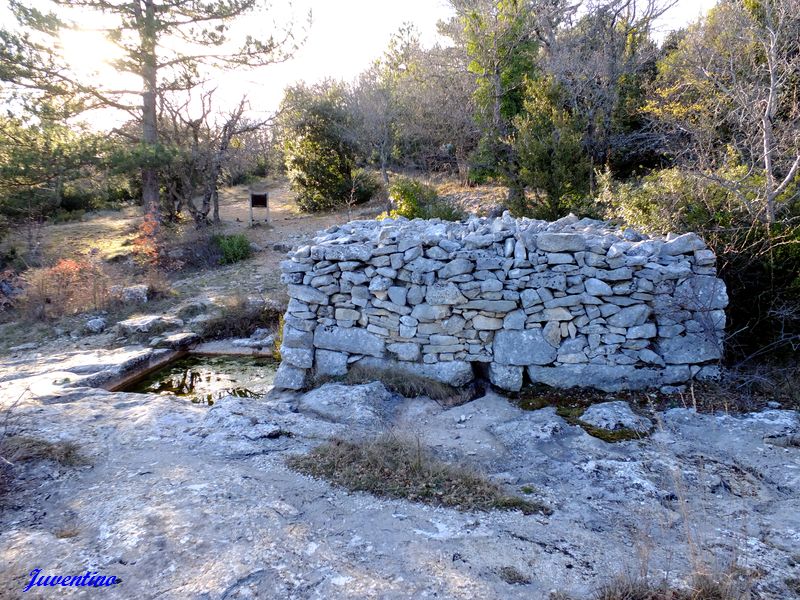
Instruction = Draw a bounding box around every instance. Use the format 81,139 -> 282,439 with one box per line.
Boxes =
54,526 -> 80,539
497,566 -> 531,585
592,574 -> 752,600
1,435 -> 88,496
6,210 -> 142,265
0,435 -> 87,467
199,295 -> 283,341
287,433 -> 550,515
341,363 -> 479,406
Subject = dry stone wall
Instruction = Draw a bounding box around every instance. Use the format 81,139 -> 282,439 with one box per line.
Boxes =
274,213 -> 727,393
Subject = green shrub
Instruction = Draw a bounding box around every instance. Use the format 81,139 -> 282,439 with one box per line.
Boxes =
604,167 -> 800,361
227,171 -> 261,187
104,178 -> 137,206
60,178 -> 134,212
212,234 -> 252,265
604,167 -> 740,234
290,167 -> 379,213
281,82 -> 361,213
383,177 -> 464,221
0,245 -> 22,271
59,184 -> 97,212
49,208 -> 85,224
351,169 -> 382,204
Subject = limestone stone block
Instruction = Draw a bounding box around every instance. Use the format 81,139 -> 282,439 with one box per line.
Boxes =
411,303 -> 452,321
535,233 -> 586,252
387,342 -> 421,361
288,285 -> 329,305
273,363 -> 307,390
438,258 -> 474,279
660,232 -> 705,255
314,325 -> 385,357
607,305 -> 651,328
658,333 -> 722,364
280,346 -> 314,369
387,286 -> 408,306
488,364 -> 523,391
314,349 -> 349,377
494,329 -> 557,366
356,356 -> 473,387
425,281 -> 467,305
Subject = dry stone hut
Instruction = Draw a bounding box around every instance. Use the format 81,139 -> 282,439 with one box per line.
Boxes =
275,213 -> 727,393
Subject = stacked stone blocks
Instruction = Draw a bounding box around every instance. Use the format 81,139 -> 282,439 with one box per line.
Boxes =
275,213 -> 727,393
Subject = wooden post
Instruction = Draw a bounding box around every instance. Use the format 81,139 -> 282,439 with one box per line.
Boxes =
249,192 -> 254,227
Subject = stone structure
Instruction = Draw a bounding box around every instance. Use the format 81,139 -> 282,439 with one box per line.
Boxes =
274,213 -> 727,393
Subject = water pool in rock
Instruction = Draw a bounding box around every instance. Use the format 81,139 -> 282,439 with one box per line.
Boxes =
124,355 -> 278,404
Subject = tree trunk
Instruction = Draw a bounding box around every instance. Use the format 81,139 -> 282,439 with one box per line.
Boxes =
379,148 -> 390,187
456,147 -> 470,186
201,185 -> 212,221
186,196 -> 208,228
139,0 -> 160,223
761,27 -> 779,224
212,190 -> 220,225
507,180 -> 526,213
25,197 -> 42,266
205,103 -> 245,226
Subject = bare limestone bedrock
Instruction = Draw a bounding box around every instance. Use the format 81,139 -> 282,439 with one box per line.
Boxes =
274,212 -> 727,393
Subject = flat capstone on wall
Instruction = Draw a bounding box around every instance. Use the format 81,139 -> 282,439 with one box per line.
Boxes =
274,213 -> 727,393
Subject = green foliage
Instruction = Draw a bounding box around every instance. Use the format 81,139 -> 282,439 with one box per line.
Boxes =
647,0 -> 799,223
0,110 -> 104,223
60,182 -> 106,212
513,78 -> 591,218
390,177 -> 438,212
110,142 -> 178,173
227,171 -> 261,187
605,166 -> 800,360
351,169 -> 382,204
280,82 -> 362,212
605,167 -> 742,234
463,0 -> 538,125
383,177 -> 464,221
457,0 -> 538,197
212,234 -> 252,265
567,11 -> 660,176
49,208 -> 85,224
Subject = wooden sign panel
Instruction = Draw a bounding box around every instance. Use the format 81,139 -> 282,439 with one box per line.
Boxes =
251,193 -> 268,208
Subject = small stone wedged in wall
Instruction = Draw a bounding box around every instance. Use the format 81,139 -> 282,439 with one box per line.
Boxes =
273,213 -> 727,393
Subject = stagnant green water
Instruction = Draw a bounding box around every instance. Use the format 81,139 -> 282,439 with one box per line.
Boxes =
125,355 -> 278,405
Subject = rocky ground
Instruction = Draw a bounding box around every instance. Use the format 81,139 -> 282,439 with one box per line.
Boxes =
1,180 -> 798,599
0,343 -> 798,599
0,180 -> 383,353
